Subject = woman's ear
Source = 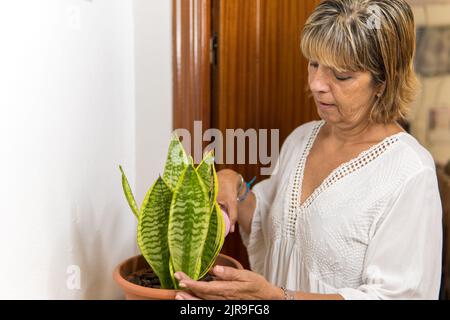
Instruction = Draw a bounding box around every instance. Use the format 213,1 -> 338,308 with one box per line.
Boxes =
377,82 -> 386,97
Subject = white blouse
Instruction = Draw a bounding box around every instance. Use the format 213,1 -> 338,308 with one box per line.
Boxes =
239,120 -> 443,300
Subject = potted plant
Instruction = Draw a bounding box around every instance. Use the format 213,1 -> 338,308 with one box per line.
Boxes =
113,134 -> 242,300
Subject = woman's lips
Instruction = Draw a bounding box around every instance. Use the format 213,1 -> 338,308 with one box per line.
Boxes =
317,101 -> 336,110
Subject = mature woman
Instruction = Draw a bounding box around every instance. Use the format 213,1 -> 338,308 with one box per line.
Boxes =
175,0 -> 443,300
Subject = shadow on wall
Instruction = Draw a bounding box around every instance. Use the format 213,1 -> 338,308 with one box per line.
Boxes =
47,192 -> 138,299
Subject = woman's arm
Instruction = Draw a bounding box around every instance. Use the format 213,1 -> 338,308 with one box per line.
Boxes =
266,286 -> 345,300
174,266 -> 345,300
236,188 -> 256,235
291,291 -> 344,300
217,169 -> 257,234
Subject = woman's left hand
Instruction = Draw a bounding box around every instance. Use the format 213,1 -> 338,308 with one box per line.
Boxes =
174,265 -> 282,300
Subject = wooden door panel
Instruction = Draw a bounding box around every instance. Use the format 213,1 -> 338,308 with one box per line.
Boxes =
213,0 -> 321,268
173,0 -> 212,135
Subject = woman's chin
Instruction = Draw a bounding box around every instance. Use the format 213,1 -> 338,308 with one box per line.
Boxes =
317,107 -> 338,122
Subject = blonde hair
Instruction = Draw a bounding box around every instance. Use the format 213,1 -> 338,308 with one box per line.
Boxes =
300,0 -> 418,124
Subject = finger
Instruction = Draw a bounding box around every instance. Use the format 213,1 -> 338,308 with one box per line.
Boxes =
185,288 -> 226,300
175,291 -> 202,300
228,199 -> 238,233
179,281 -> 225,300
179,278 -> 233,299
174,271 -> 193,282
219,196 -> 238,233
216,173 -> 240,234
212,265 -> 247,281
218,201 -> 237,234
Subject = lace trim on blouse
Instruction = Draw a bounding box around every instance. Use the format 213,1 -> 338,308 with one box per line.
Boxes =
285,120 -> 404,238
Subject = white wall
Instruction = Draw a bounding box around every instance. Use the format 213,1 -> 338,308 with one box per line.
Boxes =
134,0 -> 173,203
0,0 -> 172,299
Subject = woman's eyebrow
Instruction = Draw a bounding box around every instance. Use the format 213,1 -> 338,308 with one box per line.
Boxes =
333,67 -> 356,75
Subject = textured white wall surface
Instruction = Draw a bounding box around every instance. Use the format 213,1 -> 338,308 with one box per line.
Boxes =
0,0 -> 172,299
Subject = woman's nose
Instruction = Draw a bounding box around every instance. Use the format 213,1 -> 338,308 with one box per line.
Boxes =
309,66 -> 331,93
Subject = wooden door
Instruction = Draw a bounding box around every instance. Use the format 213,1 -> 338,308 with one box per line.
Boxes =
173,0 -> 321,269
211,0 -> 321,269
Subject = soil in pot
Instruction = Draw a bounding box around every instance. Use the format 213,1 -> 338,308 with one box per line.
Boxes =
114,254 -> 243,299
126,268 -> 218,289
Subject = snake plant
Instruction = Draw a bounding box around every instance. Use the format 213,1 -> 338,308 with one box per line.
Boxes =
119,133 -> 227,289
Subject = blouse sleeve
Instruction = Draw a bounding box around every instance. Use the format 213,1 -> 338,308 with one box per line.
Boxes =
239,175 -> 278,274
238,124 -> 298,274
337,168 -> 443,300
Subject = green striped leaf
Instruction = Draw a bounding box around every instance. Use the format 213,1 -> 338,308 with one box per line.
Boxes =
168,165 -> 211,280
196,151 -> 224,278
137,176 -> 174,289
212,203 -> 226,256
196,150 -> 216,206
163,133 -> 190,190
169,258 -> 178,289
119,165 -> 139,219
211,159 -> 219,208
198,202 -> 226,279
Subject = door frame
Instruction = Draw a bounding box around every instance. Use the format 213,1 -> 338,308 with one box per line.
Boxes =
173,0 -> 253,267
172,0 -> 212,133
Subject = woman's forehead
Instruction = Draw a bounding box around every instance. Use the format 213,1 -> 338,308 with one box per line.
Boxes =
307,53 -> 361,73
302,36 -> 365,73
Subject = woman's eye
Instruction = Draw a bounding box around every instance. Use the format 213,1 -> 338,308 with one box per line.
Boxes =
332,68 -> 352,81
309,62 -> 319,68
335,74 -> 352,81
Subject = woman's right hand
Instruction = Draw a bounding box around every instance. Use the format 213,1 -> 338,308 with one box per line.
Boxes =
216,169 -> 242,233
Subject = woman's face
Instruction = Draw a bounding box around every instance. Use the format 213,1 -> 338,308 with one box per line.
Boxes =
308,61 -> 382,128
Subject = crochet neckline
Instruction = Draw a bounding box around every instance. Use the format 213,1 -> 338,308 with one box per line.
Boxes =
289,120 -> 407,215
297,121 -> 405,209
284,120 -> 405,237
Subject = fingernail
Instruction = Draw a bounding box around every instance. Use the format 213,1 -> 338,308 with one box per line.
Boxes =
179,282 -> 187,288
214,265 -> 224,273
174,272 -> 181,280
175,295 -> 184,300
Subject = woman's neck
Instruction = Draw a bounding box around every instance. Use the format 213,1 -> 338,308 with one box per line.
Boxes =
322,120 -> 403,148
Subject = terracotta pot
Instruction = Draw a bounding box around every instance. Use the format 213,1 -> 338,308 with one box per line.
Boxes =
113,254 -> 244,300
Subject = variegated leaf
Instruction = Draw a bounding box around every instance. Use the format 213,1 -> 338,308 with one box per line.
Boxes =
163,133 -> 190,190
198,202 -> 226,279
168,165 -> 211,280
196,150 -> 216,206
169,258 -> 178,289
197,153 -> 224,278
137,176 -> 174,289
119,165 -> 139,219
211,161 -> 219,208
